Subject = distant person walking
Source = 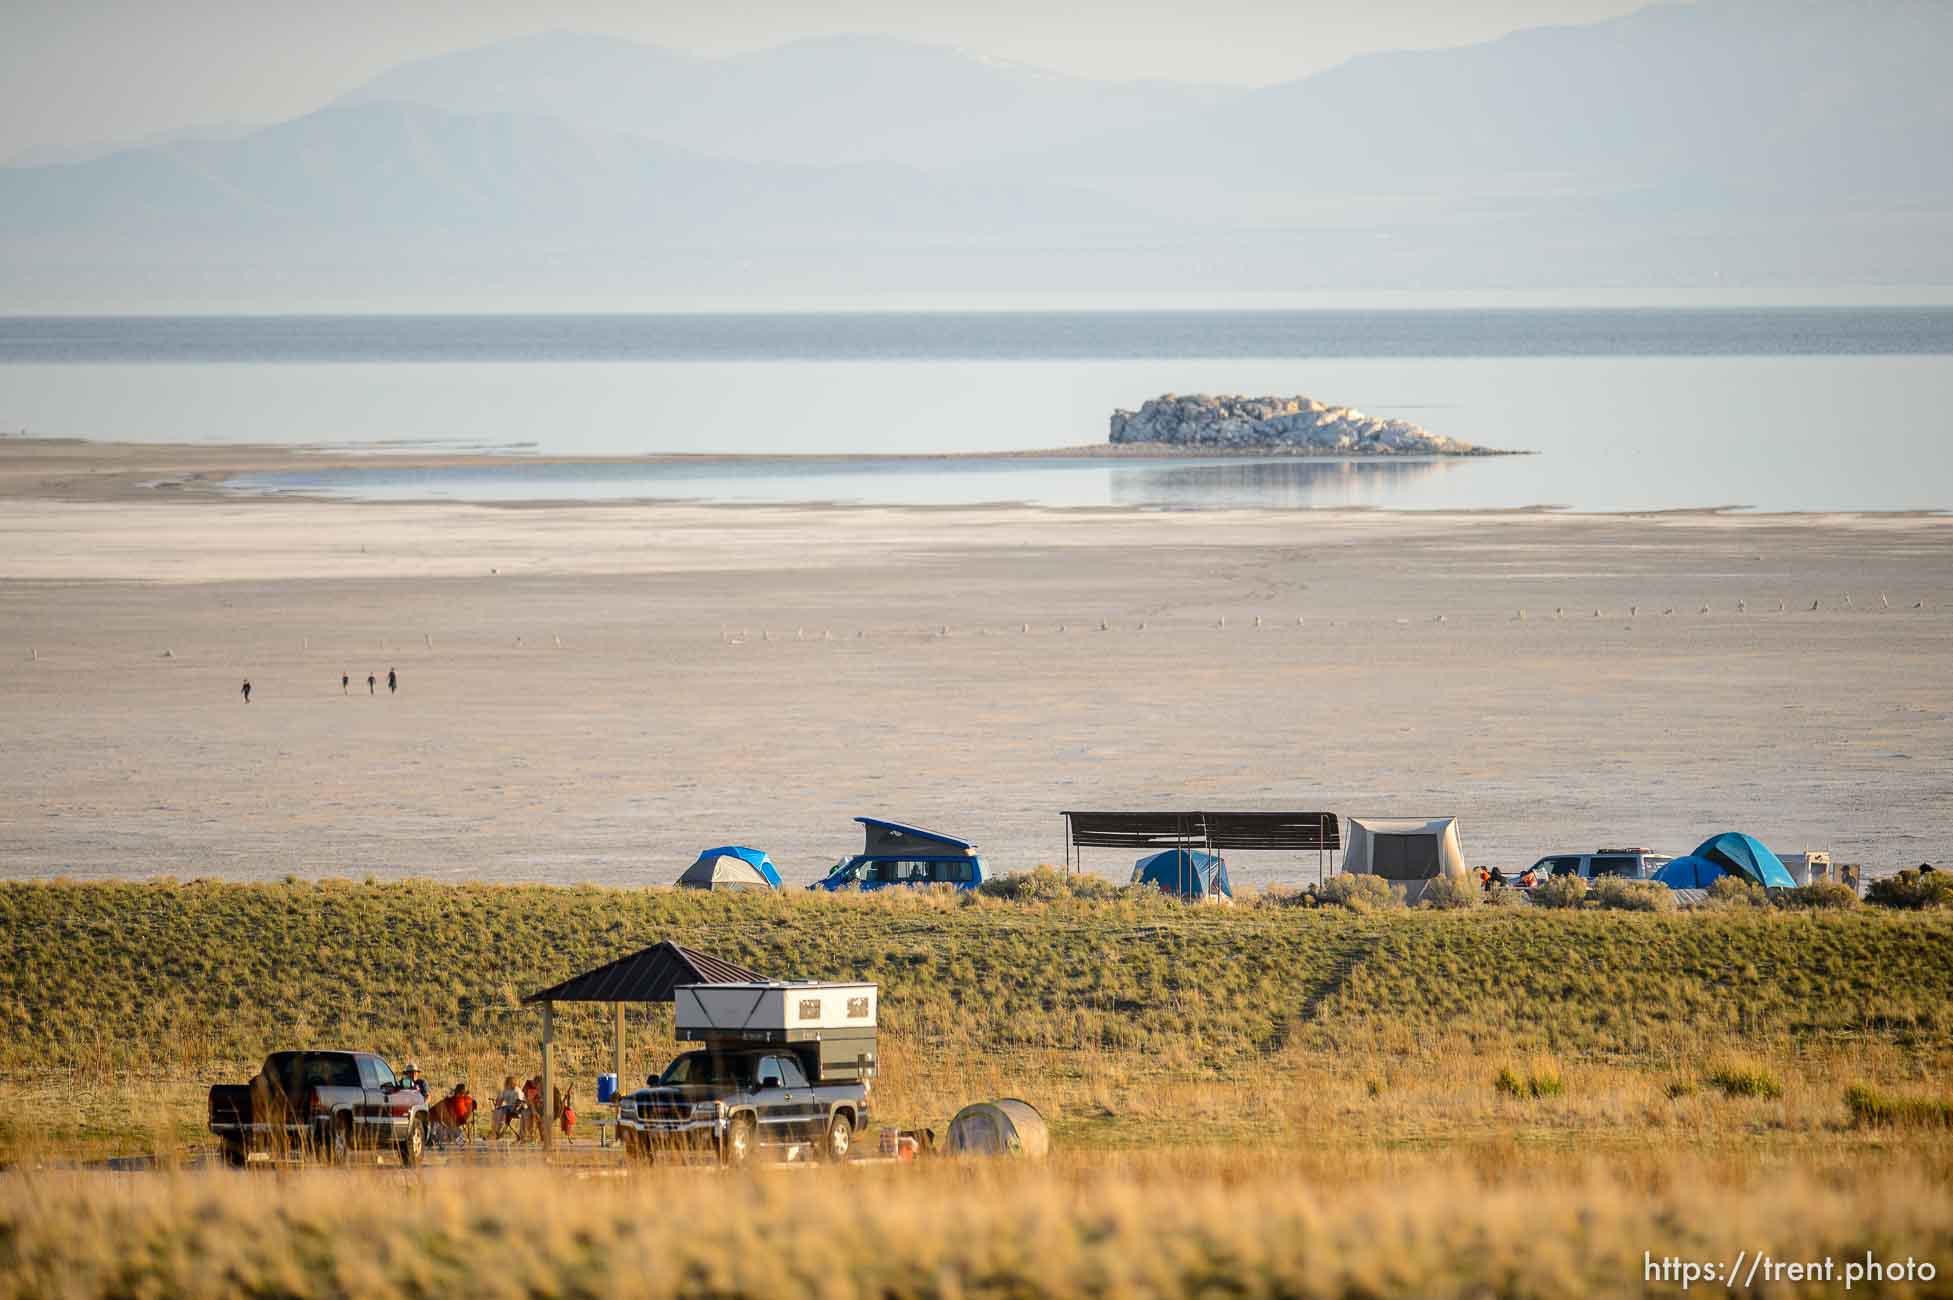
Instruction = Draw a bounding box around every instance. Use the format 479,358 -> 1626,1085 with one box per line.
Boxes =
341,673 -> 349,694
387,667 -> 397,696
367,673 -> 376,695
240,679 -> 252,704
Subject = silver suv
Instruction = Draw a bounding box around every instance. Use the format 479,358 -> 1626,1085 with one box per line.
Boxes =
1527,848 -> 1673,881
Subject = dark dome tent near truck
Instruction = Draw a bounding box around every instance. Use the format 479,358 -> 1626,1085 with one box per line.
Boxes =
809,817 -> 986,891
946,1099 -> 1050,1158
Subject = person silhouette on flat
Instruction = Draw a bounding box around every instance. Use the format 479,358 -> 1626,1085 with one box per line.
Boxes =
367,674 -> 376,695
341,673 -> 349,695
387,668 -> 397,696
240,679 -> 252,704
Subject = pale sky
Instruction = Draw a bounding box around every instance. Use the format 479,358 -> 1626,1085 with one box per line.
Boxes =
3,0 -> 1650,162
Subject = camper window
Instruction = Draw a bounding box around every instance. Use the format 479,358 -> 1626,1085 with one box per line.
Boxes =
896,860 -> 934,883
935,860 -> 975,884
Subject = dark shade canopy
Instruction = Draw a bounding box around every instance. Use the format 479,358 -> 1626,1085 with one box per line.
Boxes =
522,940 -> 764,1005
1064,811 -> 1339,852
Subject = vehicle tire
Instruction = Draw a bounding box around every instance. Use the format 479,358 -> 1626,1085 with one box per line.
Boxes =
327,1115 -> 353,1166
220,1139 -> 247,1169
722,1115 -> 756,1168
397,1116 -> 425,1167
819,1111 -> 853,1163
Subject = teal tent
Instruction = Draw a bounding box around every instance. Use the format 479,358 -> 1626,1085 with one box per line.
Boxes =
1655,832 -> 1793,890
1132,849 -> 1232,902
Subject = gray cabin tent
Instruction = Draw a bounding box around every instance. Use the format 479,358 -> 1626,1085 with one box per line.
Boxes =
946,1099 -> 1050,1158
1340,816 -> 1468,903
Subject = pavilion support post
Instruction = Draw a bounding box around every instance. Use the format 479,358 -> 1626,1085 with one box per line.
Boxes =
540,1000 -> 555,1154
613,1002 -> 626,1097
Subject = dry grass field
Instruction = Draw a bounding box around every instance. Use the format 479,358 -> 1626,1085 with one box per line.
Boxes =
6,1157 -> 1953,1300
3,881 -> 1953,1295
2,879 -> 1950,1168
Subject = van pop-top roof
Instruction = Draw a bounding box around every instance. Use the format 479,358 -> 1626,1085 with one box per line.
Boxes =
856,817 -> 976,856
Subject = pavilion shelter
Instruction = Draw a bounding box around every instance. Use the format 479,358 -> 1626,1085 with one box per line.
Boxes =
521,941 -> 764,1152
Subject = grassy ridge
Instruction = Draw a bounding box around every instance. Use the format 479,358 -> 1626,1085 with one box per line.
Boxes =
2,881 -> 1952,1160
1307,911 -> 1953,1057
4,1160 -> 1952,1300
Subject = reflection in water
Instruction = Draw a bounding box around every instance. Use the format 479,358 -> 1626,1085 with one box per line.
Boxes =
1108,457 -> 1462,509
225,455 -> 1481,510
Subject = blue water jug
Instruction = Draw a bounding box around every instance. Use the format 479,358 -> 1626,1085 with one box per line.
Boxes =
597,1073 -> 618,1104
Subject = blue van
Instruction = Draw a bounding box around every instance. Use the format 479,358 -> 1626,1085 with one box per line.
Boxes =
808,817 -> 986,892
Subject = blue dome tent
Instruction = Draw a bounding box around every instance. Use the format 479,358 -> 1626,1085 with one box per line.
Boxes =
1653,855 -> 1728,889
1133,849 -> 1233,902
1653,832 -> 1794,890
677,845 -> 782,891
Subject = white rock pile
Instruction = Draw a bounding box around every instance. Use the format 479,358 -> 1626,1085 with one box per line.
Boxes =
1109,393 -> 1491,455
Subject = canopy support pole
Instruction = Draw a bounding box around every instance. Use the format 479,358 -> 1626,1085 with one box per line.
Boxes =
613,1002 -> 626,1099
540,1000 -> 555,1154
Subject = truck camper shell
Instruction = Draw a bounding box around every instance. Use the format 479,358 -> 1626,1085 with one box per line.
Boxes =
674,981 -> 879,1082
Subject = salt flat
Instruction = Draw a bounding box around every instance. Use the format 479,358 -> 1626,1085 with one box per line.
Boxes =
2,441 -> 1948,885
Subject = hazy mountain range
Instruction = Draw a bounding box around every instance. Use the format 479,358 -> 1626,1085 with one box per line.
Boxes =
4,0 -> 1948,308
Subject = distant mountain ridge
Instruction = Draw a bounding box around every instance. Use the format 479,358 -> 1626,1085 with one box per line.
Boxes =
2,2 -> 1948,308
333,29 -> 1236,168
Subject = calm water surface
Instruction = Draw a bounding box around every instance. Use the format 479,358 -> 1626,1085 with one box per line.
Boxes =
4,310 -> 1949,511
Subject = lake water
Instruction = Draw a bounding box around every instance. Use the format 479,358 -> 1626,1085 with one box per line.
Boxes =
3,309 -> 1950,511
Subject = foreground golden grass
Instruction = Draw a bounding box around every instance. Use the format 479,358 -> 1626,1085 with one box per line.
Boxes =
4,1156 -> 1952,1299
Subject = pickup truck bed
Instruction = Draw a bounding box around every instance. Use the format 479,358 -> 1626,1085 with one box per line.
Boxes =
209,1050 -> 427,1166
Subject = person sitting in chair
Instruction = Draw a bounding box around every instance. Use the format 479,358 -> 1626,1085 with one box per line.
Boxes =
491,1075 -> 524,1140
429,1082 -> 476,1147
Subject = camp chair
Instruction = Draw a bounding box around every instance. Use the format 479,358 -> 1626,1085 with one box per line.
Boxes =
489,1100 -> 525,1142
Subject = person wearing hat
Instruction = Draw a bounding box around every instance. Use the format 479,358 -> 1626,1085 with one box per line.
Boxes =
403,1064 -> 428,1099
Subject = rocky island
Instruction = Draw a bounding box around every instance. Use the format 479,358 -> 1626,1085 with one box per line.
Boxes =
1108,393 -> 1505,456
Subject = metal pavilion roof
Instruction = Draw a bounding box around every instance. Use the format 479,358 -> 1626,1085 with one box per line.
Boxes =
522,940 -> 765,1005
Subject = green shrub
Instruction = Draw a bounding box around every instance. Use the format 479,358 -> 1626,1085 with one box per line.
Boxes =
1866,869 -> 1953,911
1256,886 -> 1317,910
1707,876 -> 1771,908
1485,885 -> 1531,909
1419,875 -> 1479,910
978,866 -> 1123,902
1315,875 -> 1403,912
1844,1083 -> 1953,1129
1664,1080 -> 1698,1100
1707,1061 -> 1784,1099
1776,882 -> 1859,911
1494,1059 -> 1564,1099
1590,877 -> 1676,913
1531,875 -> 1587,909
